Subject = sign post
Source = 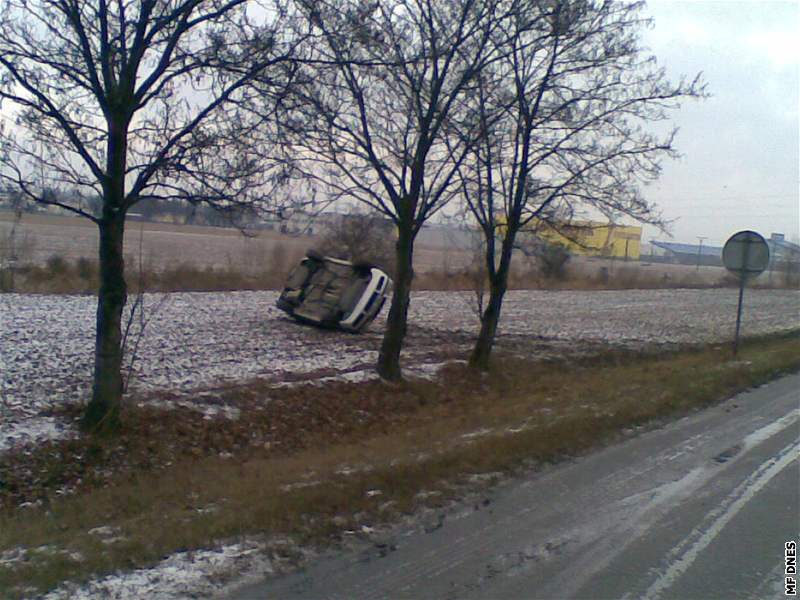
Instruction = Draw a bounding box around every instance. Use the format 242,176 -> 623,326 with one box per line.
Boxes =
722,231 -> 770,356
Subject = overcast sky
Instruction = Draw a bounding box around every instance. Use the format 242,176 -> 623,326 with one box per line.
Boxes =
1,1 -> 796,248
639,0 -> 799,246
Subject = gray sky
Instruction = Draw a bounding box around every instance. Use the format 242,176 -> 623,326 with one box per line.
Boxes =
639,0 -> 799,246
1,1 -> 796,249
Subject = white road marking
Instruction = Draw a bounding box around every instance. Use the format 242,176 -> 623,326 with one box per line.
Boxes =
743,406 -> 799,451
641,438 -> 799,599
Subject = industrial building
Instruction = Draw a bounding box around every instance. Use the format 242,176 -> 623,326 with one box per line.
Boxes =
649,233 -> 799,270
648,241 -> 723,266
534,220 -> 643,260
766,233 -> 800,266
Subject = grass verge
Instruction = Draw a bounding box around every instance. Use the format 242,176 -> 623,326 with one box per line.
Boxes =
1,333 -> 799,597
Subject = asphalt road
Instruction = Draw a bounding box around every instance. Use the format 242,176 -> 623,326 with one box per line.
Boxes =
229,373 -> 799,600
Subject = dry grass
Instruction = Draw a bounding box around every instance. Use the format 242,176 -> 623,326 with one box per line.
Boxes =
9,256 -> 99,294
6,256 -> 291,294
413,263 -> 799,291
1,333 -> 798,597
5,253 -> 797,295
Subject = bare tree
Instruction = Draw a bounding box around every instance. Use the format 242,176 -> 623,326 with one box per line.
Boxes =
515,234 -> 571,280
0,205 -> 35,291
0,0 -> 300,431
317,211 -> 395,271
451,0 -> 706,370
286,0 -> 509,380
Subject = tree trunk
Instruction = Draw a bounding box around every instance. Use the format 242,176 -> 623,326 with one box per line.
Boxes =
469,233 -> 516,371
469,277 -> 507,370
377,226 -> 414,381
83,213 -> 127,432
83,112 -> 129,433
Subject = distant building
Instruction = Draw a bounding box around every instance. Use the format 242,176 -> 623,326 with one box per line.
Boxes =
766,233 -> 800,262
649,232 -> 800,270
523,220 -> 643,260
649,241 -> 723,266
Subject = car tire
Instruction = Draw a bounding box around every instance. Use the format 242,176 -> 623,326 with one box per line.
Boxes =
353,261 -> 377,276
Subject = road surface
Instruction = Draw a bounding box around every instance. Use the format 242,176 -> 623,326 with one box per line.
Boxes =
229,373 -> 799,599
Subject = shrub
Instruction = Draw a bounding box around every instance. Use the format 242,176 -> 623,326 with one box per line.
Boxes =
45,254 -> 68,275
317,213 -> 395,273
537,243 -> 571,280
76,257 -> 96,280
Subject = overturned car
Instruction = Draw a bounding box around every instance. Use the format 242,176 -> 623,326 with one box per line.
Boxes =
276,250 -> 392,333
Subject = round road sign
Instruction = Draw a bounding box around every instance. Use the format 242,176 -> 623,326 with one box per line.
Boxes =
722,230 -> 770,279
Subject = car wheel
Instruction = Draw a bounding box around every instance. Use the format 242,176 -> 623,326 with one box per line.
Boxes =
353,261 -> 377,276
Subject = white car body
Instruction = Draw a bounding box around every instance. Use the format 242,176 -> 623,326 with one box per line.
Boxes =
339,267 -> 391,332
276,252 -> 392,333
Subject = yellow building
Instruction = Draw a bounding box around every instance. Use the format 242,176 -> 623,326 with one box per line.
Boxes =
499,217 -> 643,260
540,220 -> 642,260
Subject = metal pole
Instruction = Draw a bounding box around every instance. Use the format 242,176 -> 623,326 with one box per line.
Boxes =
696,236 -> 707,270
733,275 -> 745,356
732,237 -> 752,357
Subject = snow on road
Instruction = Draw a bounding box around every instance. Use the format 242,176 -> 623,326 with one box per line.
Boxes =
1,288 -> 798,451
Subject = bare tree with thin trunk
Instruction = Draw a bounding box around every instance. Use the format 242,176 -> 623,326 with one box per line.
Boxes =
0,0 -> 300,431
286,0 -> 509,380
450,0 -> 706,370
317,211 -> 395,271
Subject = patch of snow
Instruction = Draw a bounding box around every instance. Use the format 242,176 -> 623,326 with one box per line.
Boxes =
460,428 -> 494,440
335,464 -> 373,476
414,490 -> 442,500
405,360 -> 464,380
3,545 -> 85,569
86,526 -> 126,545
196,504 -> 220,515
0,417 -> 74,453
0,547 -> 27,568
135,397 -> 241,420
279,481 -> 323,492
87,526 -> 118,537
466,472 -> 504,484
42,540 -> 273,600
506,418 -> 533,434
326,368 -> 380,384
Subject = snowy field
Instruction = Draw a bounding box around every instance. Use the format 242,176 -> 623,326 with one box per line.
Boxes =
2,288 -> 799,451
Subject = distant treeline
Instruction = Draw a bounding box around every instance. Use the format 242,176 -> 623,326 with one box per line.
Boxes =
0,190 -> 262,227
